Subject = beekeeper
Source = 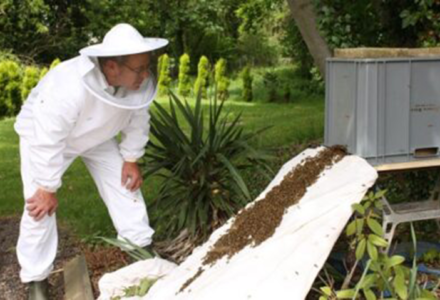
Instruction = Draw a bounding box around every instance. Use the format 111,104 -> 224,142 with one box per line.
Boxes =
14,23 -> 168,299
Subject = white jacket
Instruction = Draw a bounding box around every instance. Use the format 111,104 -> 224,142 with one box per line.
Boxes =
14,55 -> 157,192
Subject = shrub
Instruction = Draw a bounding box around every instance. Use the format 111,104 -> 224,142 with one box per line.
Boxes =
281,82 -> 291,103
50,58 -> 61,69
177,53 -> 191,97
319,190 -> 438,300
194,56 -> 210,98
157,54 -> 163,78
39,67 -> 48,80
21,66 -> 40,100
237,32 -> 279,67
263,70 -> 279,102
0,59 -> 23,117
214,58 -> 230,100
39,58 -> 61,80
143,91 -> 271,239
158,54 -> 171,95
241,65 -> 253,102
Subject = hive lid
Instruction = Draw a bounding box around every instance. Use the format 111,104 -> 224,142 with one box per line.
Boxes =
334,47 -> 440,59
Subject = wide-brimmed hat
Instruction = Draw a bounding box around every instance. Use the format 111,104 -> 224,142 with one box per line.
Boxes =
79,23 -> 168,57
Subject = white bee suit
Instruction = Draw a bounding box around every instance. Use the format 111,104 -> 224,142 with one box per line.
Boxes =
14,54 -> 156,283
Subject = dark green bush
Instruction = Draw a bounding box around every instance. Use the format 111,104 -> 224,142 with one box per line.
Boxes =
262,70 -> 279,102
143,91 -> 271,238
241,65 -> 253,102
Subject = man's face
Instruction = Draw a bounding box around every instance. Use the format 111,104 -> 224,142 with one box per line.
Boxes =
115,53 -> 151,91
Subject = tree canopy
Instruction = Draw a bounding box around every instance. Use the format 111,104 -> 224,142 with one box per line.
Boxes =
1,0 -> 439,76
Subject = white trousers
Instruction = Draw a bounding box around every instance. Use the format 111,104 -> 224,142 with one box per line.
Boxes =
17,138 -> 154,283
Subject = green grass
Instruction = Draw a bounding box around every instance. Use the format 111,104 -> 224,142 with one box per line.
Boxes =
0,75 -> 324,241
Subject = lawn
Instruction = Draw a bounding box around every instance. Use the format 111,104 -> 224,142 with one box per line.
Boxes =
0,91 -> 324,240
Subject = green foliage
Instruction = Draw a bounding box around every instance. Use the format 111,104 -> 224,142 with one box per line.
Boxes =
0,0 -> 258,67
214,59 -> 226,84
214,58 -> 230,100
314,0 -> 440,51
3,0 -> 439,80
50,58 -> 61,69
39,67 -> 48,80
177,53 -> 191,97
345,190 -> 388,262
236,0 -> 270,34
237,32 -> 280,67
320,190 -> 438,300
377,169 -> 438,209
157,54 -> 163,82
0,60 -> 23,117
245,66 -> 323,104
99,237 -> 154,261
21,66 -> 40,101
143,91 -> 271,238
279,17 -> 314,79
158,54 -> 172,95
236,0 -> 283,67
316,0 -> 423,50
279,0 -> 440,81
194,56 -> 210,99
241,65 -> 253,102
0,0 -> 89,63
400,0 -> 440,46
86,0 -> 247,68
262,70 -> 279,102
111,277 -> 158,299
420,248 -> 440,266
122,277 -> 157,298
40,58 -> 61,80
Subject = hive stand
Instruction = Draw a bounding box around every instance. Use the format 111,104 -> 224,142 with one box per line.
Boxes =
379,176 -> 440,251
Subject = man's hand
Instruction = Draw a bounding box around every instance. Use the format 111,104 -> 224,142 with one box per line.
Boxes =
121,161 -> 143,192
26,189 -> 58,221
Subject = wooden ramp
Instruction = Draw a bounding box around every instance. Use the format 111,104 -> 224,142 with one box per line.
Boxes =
63,254 -> 94,300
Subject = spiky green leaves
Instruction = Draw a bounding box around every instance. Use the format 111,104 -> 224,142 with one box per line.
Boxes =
143,91 -> 270,238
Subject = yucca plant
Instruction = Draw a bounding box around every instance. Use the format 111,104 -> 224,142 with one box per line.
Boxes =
143,91 -> 272,239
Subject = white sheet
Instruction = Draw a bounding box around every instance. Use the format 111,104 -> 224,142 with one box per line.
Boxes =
99,148 -> 378,300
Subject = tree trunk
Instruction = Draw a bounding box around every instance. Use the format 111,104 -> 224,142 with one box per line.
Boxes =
286,0 -> 332,78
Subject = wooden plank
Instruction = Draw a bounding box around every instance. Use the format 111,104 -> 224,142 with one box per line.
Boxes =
63,254 -> 94,300
334,47 -> 440,59
375,159 -> 440,172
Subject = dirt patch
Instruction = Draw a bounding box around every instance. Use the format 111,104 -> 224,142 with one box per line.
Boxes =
180,146 -> 346,292
0,215 -> 130,300
0,215 -> 81,300
84,246 -> 130,298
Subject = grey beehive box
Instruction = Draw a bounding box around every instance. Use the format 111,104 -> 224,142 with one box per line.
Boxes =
325,56 -> 440,165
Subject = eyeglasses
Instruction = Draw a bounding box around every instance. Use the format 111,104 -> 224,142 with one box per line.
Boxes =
122,63 -> 150,76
